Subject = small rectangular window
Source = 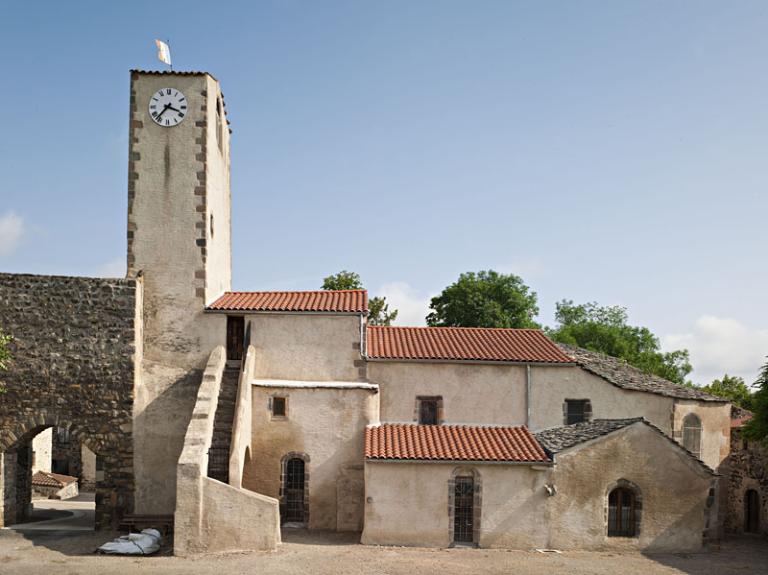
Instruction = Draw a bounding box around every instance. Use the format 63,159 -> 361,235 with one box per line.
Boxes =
272,397 -> 287,418
419,398 -> 440,425
566,400 -> 590,424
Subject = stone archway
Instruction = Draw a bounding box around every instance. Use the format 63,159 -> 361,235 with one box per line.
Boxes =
0,415 -> 131,529
0,272 -> 141,530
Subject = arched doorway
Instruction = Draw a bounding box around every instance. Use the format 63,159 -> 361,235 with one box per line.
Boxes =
280,454 -> 308,525
745,489 -> 760,533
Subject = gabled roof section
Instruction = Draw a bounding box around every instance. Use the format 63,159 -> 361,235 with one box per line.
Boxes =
535,418 -> 716,476
558,344 -> 726,402
365,423 -> 550,463
31,471 -> 78,488
207,290 -> 368,313
366,326 -> 573,364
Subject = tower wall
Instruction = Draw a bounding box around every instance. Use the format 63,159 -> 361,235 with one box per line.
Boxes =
127,71 -> 231,513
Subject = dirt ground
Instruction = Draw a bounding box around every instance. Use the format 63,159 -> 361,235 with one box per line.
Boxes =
0,529 -> 766,575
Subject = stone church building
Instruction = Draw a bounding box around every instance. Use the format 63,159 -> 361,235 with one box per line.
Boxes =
0,70 -> 763,553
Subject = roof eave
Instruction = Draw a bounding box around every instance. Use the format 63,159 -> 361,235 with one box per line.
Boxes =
364,357 -> 576,367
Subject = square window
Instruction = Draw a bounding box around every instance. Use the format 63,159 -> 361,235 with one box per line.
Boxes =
272,397 -> 287,418
418,397 -> 440,425
566,400 -> 590,424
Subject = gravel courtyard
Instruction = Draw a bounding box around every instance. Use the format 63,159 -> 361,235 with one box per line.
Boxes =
0,529 -> 765,575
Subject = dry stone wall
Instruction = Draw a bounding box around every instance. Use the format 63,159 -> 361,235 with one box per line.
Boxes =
725,427 -> 768,536
0,272 -> 138,528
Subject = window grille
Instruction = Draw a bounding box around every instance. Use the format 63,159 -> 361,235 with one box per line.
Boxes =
608,487 -> 636,537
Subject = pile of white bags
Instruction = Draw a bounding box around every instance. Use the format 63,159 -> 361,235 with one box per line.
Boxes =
97,528 -> 162,555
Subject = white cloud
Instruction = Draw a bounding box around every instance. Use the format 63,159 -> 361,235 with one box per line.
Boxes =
0,211 -> 24,256
662,316 -> 768,386
375,282 -> 432,326
97,258 -> 126,278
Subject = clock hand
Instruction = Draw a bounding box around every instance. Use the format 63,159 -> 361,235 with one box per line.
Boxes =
156,104 -> 171,119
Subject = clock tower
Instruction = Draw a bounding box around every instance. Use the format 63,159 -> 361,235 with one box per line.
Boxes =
127,70 -> 232,513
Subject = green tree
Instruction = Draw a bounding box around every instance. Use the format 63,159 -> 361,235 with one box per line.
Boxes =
546,300 -> 692,385
0,327 -> 12,394
322,270 -> 363,291
700,374 -> 754,409
743,358 -> 768,443
321,270 -> 398,326
426,270 -> 540,328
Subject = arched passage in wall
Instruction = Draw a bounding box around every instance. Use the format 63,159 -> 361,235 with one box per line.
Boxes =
0,414 -> 129,529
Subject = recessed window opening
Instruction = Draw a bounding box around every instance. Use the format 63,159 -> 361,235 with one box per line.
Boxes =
565,399 -> 591,424
682,413 -> 702,459
608,487 -> 637,537
419,397 -> 440,425
272,397 -> 287,418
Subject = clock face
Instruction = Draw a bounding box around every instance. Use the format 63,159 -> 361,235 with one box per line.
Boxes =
148,88 -> 188,127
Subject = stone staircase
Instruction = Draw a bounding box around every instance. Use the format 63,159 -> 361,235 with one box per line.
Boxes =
207,366 -> 240,483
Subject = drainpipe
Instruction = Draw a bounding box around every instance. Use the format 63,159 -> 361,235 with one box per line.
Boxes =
526,364 -> 532,428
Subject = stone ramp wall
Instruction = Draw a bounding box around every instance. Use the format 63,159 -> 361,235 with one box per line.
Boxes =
0,272 -> 139,528
174,345 -> 280,555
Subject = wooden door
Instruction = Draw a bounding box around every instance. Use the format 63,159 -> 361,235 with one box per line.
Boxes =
226,316 -> 244,361
745,489 -> 760,533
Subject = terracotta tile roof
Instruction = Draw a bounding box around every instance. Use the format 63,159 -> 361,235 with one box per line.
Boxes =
31,471 -> 77,488
207,290 -> 368,313
366,326 -> 573,364
365,423 -> 550,463
558,344 -> 727,402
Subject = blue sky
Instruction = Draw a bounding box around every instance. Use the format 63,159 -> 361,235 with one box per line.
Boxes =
1,1 -> 767,385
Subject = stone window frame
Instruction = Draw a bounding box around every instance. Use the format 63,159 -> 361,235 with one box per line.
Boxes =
563,398 -> 592,425
414,396 -> 444,425
681,413 -> 703,459
269,394 -> 288,420
279,452 -> 310,525
604,478 -> 642,539
447,467 -> 482,546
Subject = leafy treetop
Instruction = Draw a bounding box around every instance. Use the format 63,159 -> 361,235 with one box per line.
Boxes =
546,300 -> 692,385
321,270 -> 398,326
700,374 -> 754,410
426,270 -> 540,329
743,358 -> 768,444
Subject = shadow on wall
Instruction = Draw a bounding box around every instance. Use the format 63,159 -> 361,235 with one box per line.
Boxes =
132,368 -> 202,514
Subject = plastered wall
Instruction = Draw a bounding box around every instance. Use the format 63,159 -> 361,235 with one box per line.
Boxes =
549,424 -> 715,552
530,365 -> 674,432
361,462 -> 551,548
672,400 -> 731,470
244,384 -> 379,530
248,314 -> 363,382
367,361 -> 528,425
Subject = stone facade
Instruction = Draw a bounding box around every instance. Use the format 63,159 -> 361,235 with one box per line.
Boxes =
0,273 -> 140,528
725,426 -> 768,536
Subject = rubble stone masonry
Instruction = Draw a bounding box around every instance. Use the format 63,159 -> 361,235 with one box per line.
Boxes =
0,272 -> 139,528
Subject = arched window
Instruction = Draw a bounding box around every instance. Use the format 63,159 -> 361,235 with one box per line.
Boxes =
280,452 -> 309,525
682,414 -> 702,459
608,486 -> 638,537
449,468 -> 482,545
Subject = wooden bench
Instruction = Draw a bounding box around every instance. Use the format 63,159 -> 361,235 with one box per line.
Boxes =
120,514 -> 174,536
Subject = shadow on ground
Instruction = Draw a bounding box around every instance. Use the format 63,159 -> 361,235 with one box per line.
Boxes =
642,536 -> 768,575
281,527 -> 361,546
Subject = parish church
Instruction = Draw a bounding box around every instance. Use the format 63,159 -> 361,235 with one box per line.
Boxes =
0,70 -> 764,554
